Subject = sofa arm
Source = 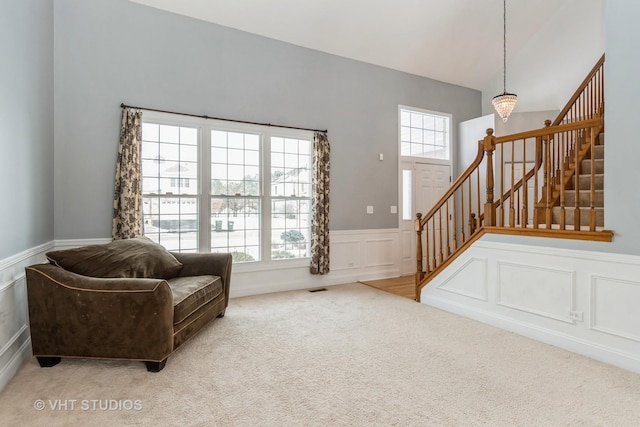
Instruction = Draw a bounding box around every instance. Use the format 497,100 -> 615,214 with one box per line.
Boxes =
170,252 -> 232,307
25,264 -> 174,362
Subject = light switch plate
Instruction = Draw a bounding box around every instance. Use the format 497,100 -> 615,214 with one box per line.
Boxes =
366,206 -> 374,214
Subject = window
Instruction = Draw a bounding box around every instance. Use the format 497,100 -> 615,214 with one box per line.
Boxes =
141,113 -> 313,264
400,107 -> 451,160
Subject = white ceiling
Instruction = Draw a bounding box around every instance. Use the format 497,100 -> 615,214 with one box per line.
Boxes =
128,0 -> 571,91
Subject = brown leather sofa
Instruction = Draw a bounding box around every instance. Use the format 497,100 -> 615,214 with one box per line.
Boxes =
25,237 -> 232,372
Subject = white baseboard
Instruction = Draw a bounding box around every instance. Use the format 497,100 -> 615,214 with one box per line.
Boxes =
0,337 -> 31,392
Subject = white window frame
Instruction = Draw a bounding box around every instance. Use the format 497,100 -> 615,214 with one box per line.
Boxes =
398,105 -> 452,165
141,111 -> 314,271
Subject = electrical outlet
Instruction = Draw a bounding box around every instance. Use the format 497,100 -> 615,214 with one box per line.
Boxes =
569,311 -> 584,322
366,206 -> 374,214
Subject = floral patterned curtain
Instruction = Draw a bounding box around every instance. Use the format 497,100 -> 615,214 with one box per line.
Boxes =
310,131 -> 330,275
112,109 -> 143,240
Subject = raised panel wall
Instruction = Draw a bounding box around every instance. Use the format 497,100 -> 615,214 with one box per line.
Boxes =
422,240 -> 640,374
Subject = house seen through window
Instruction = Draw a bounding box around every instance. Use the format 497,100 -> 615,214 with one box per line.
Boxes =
141,113 -> 313,263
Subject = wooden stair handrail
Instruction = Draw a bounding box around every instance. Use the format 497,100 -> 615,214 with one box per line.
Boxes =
494,117 -> 601,145
552,54 -> 604,126
418,141 -> 485,228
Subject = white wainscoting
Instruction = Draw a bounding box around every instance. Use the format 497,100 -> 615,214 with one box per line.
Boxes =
421,239 -> 640,373
51,230 -> 402,298
231,229 -> 401,297
0,242 -> 53,392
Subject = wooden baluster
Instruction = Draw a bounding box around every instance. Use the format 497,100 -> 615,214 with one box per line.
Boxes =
590,126 -> 596,231
498,143 -> 504,226
483,129 -> 496,226
438,210 -> 444,264
541,121 -> 553,228
460,184 -> 466,244
424,216 -> 430,274
431,217 -> 437,271
555,129 -> 561,186
559,130 -> 566,230
476,169 -> 481,230
509,141 -> 515,227
470,213 -> 476,235
414,213 -> 423,301
452,191 -> 458,251
521,137 -> 528,227
574,129 -> 581,229
415,213 -> 424,283
445,200 -> 451,256
592,72 -> 596,114
533,137 -> 541,228
468,179 -> 473,237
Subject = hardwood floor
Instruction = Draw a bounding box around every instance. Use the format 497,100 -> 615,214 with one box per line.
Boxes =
358,276 -> 416,300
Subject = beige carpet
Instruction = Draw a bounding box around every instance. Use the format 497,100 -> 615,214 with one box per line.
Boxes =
1,283 -> 640,426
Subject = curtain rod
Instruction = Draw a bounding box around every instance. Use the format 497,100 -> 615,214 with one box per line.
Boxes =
120,103 -> 327,134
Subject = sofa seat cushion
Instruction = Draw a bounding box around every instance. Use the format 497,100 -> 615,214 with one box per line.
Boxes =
167,275 -> 223,325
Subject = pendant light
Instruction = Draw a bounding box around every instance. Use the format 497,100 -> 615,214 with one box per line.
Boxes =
492,0 -> 518,122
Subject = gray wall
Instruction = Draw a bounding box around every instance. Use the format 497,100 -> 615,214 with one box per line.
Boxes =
0,0 -> 54,260
603,0 -> 640,255
53,0 -> 481,239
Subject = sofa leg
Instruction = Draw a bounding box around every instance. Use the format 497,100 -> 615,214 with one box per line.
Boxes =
36,356 -> 61,368
145,358 -> 167,372
217,309 -> 226,318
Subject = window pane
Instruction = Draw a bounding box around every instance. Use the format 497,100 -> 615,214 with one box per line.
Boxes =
180,127 -> 198,145
143,196 -> 198,251
211,197 -> 261,263
142,123 -> 200,249
399,108 -> 450,160
142,123 -> 159,141
402,170 -> 412,220
211,130 -> 262,197
180,144 -> 197,162
271,199 -> 311,260
270,135 -> 312,260
159,125 -> 180,143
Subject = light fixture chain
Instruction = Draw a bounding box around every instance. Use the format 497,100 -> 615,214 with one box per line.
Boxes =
503,0 -> 507,92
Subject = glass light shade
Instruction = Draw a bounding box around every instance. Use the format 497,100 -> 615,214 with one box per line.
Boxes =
492,92 -> 518,122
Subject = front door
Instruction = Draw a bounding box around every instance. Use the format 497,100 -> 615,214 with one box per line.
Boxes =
400,161 -> 451,275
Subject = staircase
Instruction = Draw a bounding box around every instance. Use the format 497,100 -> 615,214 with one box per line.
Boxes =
414,54 -> 611,301
551,132 -> 605,228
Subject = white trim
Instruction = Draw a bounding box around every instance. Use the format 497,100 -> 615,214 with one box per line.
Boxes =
0,241 -> 54,272
0,337 -> 31,393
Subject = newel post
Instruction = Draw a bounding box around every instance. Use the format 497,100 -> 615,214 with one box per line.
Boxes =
415,213 -> 424,285
483,129 -> 496,227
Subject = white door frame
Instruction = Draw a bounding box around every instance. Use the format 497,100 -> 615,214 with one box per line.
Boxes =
399,158 -> 452,276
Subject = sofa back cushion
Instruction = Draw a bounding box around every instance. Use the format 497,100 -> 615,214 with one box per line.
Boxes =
46,237 -> 183,279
